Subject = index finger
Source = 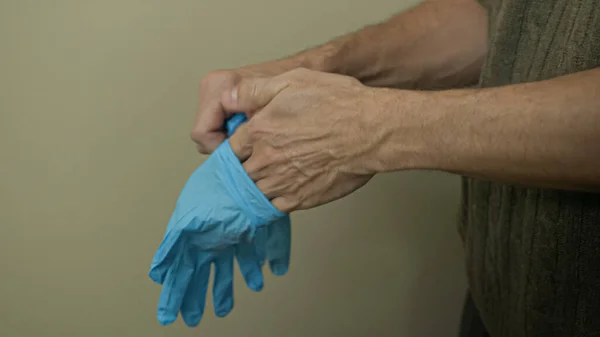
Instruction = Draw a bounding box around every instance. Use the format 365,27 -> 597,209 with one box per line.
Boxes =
221,76 -> 288,115
190,100 -> 228,154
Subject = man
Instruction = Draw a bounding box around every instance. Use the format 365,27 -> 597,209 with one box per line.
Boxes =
191,0 -> 600,336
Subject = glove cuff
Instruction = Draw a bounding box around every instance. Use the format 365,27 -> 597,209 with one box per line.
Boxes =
214,139 -> 287,228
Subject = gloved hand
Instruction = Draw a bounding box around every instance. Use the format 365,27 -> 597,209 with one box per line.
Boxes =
149,114 -> 291,326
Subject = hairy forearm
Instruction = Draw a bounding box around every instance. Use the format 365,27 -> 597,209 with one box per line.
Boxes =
258,0 -> 488,90
374,68 -> 600,191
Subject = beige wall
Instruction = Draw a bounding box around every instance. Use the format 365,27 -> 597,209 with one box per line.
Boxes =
0,1 -> 466,336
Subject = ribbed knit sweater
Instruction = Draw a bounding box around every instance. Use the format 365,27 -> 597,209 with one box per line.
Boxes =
458,0 -> 600,336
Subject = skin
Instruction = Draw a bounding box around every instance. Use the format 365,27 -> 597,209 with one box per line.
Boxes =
191,0 -> 600,213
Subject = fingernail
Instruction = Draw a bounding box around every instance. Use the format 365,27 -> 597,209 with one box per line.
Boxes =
215,298 -> 234,317
182,313 -> 202,328
250,280 -> 264,292
215,304 -> 233,318
271,262 -> 288,276
157,314 -> 177,326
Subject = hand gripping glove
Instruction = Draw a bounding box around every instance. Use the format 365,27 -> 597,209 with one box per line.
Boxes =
149,114 -> 291,326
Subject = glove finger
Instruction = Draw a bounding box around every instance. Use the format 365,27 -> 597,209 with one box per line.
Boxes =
149,232 -> 182,284
149,213 -> 197,283
179,249 -> 212,327
235,242 -> 264,292
212,248 -> 234,317
254,226 -> 268,267
267,215 -> 292,276
156,248 -> 194,326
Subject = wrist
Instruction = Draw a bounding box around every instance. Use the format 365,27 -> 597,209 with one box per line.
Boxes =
363,88 -> 455,174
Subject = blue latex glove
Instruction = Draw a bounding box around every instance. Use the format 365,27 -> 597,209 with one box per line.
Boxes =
149,114 -> 291,326
223,114 -> 292,275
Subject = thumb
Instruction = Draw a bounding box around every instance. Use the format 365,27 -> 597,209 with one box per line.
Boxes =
228,123 -> 253,161
221,77 -> 287,114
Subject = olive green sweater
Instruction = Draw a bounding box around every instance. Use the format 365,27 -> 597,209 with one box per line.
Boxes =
459,0 -> 600,336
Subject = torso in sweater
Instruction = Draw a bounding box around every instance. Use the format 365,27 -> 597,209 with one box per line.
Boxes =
459,0 -> 600,336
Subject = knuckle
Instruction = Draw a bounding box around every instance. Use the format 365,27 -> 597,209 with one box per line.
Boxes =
280,197 -> 301,213
250,149 -> 270,169
346,76 -> 362,86
199,70 -> 238,92
249,82 -> 261,101
255,179 -> 272,194
194,142 -> 209,154
202,69 -> 228,82
190,123 -> 211,141
286,68 -> 309,82
190,128 -> 204,143
256,147 -> 274,165
289,67 -> 309,75
243,156 -> 263,177
279,68 -> 311,88
199,72 -> 218,90
190,129 -> 221,154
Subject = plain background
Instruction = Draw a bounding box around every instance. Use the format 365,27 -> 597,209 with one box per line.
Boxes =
0,0 -> 467,336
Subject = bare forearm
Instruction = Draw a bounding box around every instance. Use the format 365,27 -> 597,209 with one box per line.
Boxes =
254,0 -> 488,90
325,0 -> 488,89
374,68 -> 600,191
